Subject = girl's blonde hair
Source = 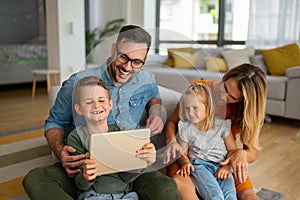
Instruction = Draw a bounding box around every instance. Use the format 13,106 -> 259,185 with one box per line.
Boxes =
179,83 -> 215,131
223,63 -> 267,150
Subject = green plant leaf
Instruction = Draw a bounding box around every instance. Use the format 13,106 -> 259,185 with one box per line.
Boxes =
85,18 -> 126,56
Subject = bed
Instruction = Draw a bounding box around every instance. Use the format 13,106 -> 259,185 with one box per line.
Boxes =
0,36 -> 48,85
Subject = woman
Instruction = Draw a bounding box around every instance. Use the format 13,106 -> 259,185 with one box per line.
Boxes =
164,63 -> 267,200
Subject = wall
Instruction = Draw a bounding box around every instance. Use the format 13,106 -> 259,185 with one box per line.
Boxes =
88,0 -> 144,31
46,0 -> 85,83
0,0 -> 44,44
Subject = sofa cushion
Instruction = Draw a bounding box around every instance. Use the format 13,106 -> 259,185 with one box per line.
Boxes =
266,75 -> 288,100
164,47 -> 193,67
144,64 -> 193,93
145,54 -> 168,65
250,54 -> 269,74
266,99 -> 285,117
261,43 -> 300,76
205,57 -> 227,72
221,46 -> 255,70
172,50 -> 201,69
285,66 -> 300,78
194,48 -> 225,70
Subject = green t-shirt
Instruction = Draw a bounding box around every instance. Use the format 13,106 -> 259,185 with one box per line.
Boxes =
67,125 -> 141,194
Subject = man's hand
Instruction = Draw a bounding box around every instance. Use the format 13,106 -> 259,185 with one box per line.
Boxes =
61,145 -> 86,177
146,101 -> 166,135
146,115 -> 164,135
163,139 -> 182,164
136,143 -> 156,166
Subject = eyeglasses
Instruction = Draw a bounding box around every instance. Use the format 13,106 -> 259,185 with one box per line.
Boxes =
115,47 -> 145,69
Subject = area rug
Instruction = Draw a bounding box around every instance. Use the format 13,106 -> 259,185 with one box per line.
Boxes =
256,187 -> 286,200
0,127 -> 53,200
0,127 -> 287,200
10,187 -> 287,200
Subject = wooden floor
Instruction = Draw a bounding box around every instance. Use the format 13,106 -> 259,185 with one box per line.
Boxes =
0,83 -> 50,133
0,83 -> 299,200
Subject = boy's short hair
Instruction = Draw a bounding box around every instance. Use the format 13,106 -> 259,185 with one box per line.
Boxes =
74,76 -> 110,103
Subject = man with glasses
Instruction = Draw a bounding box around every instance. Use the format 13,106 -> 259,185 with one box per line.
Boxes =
23,25 -> 179,200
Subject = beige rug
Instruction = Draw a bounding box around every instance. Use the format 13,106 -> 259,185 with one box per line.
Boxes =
0,127 -> 287,200
0,128 -> 53,200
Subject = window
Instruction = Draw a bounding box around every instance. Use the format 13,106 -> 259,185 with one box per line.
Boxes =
156,0 -> 250,52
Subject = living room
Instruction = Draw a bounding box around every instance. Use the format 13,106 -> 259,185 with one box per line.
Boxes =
0,0 -> 299,199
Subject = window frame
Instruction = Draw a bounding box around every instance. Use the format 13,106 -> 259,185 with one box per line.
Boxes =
154,0 -> 246,52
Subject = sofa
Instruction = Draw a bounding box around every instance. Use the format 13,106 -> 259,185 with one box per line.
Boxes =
143,45 -> 300,121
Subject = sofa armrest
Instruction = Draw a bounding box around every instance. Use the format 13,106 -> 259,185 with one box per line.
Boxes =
285,66 -> 300,78
49,86 -> 61,108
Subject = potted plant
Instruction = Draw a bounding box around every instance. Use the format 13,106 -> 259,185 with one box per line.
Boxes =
85,18 -> 126,57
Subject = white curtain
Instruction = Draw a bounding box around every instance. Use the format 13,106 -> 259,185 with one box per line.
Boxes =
246,0 -> 300,48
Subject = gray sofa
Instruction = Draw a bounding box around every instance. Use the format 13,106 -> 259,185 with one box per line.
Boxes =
144,49 -> 300,121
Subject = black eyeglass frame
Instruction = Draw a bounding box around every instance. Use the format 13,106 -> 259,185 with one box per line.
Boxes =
115,47 -> 145,69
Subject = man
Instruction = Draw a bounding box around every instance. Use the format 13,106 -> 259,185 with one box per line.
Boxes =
23,25 -> 179,200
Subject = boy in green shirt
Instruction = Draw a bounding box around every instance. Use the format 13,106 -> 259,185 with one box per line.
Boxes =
67,76 -> 156,199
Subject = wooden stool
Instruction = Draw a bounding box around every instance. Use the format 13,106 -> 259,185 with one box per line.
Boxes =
31,69 -> 60,99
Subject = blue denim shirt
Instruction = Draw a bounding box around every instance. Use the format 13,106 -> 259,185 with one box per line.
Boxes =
45,59 -> 160,137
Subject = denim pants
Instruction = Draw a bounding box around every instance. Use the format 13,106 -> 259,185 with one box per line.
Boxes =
190,158 -> 237,200
78,189 -> 138,200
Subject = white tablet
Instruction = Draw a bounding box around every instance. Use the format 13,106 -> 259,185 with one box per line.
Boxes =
90,128 -> 151,175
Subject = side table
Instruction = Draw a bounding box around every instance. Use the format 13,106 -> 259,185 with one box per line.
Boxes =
31,69 -> 60,99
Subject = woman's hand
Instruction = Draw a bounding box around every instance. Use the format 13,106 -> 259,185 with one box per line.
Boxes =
220,149 -> 248,183
60,145 -> 86,177
136,143 -> 156,166
163,139 -> 182,164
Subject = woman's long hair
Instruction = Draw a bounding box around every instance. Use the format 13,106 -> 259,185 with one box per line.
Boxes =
223,63 -> 267,150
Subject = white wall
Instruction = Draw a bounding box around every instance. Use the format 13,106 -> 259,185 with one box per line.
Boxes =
46,0 -> 151,81
46,0 -> 85,83
89,0 -> 145,30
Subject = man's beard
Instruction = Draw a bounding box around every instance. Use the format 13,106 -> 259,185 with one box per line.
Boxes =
111,64 -> 135,85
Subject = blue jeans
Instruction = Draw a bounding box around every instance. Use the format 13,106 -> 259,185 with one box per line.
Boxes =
78,189 -> 138,200
190,158 -> 237,200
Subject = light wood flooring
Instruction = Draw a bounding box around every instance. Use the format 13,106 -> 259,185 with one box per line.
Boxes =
0,83 -> 300,200
0,83 -> 50,134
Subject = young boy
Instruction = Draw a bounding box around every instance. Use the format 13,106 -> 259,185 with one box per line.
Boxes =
67,76 -> 156,200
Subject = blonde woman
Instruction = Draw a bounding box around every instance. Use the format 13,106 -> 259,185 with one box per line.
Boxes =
164,64 -> 267,200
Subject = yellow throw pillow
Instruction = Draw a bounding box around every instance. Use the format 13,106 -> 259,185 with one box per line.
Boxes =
172,50 -> 201,69
261,43 -> 300,76
164,47 -> 193,67
205,57 -> 228,72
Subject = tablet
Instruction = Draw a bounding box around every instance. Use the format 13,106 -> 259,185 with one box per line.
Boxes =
90,128 -> 151,175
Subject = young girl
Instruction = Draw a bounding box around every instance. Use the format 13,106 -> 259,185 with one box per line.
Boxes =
176,83 -> 237,200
